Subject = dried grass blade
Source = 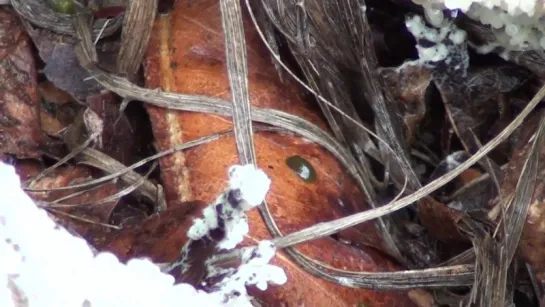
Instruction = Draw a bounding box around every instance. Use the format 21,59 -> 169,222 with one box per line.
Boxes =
208,245 -> 475,289
11,0 -> 123,39
458,217 -> 499,306
24,132 -> 99,186
77,148 -> 167,212
219,0 -> 256,164
44,162 -> 158,208
117,0 -> 157,78
501,114 -> 545,260
23,131 -> 233,193
48,179 -> 114,205
45,207 -> 121,229
284,247 -> 474,289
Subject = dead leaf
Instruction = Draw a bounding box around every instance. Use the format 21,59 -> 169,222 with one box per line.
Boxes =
101,200 -> 208,262
0,8 -> 46,159
379,65 -> 431,144
431,38 -> 528,158
38,80 -> 74,105
418,152 -> 486,243
40,109 -> 66,136
142,1 -> 422,305
144,0 -> 384,248
16,160 -> 123,246
417,196 -> 466,243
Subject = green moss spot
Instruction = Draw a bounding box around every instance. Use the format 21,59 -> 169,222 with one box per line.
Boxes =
285,155 -> 317,183
48,0 -> 74,14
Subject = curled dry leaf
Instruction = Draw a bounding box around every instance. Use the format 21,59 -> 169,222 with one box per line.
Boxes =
141,0 -> 423,305
0,8 -> 46,159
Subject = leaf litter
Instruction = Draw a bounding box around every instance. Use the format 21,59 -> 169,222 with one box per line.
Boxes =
5,0 -> 545,306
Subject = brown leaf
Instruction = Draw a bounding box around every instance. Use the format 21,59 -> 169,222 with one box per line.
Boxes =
142,0 -> 421,305
40,109 -> 66,136
0,8 -> 46,159
380,65 -> 430,144
17,161 -> 123,246
418,152 -> 487,243
417,197 -> 466,243
144,0 -> 381,245
145,0 -> 386,245
101,201 -> 208,262
37,80 -> 74,105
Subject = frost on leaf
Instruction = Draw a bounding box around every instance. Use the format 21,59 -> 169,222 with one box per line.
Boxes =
166,164 -> 286,304
186,164 -> 271,248
405,14 -> 468,70
412,0 -> 545,51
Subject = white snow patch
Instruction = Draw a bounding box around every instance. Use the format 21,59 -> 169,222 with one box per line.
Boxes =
228,165 -> 271,208
412,0 -> 545,51
0,162 -> 284,307
0,163 -> 223,307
